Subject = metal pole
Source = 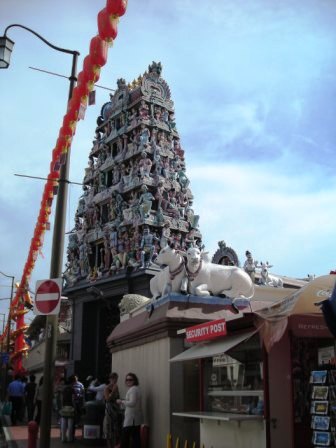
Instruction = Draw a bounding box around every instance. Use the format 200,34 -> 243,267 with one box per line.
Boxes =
39,51 -> 78,448
5,276 -> 14,393
0,272 -> 14,401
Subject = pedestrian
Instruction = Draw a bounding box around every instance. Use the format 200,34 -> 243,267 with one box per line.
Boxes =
7,374 -> 25,425
103,373 -> 121,448
54,377 -> 65,424
34,376 -> 43,424
60,377 -> 76,442
70,374 -> 84,427
117,372 -> 143,448
20,376 -> 28,422
24,374 -> 37,422
88,376 -> 106,402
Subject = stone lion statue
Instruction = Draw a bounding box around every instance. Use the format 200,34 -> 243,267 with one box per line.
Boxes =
118,294 -> 151,316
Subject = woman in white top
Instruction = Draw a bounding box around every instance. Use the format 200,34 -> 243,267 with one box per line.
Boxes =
117,372 -> 142,448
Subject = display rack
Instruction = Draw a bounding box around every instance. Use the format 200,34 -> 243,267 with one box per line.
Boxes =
310,368 -> 336,447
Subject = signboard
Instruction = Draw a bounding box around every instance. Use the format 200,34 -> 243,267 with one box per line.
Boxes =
185,318 -> 227,343
34,278 -> 62,315
289,315 -> 330,338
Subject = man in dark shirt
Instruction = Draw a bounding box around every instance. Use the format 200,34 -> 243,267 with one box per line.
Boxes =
70,375 -> 84,427
24,374 -> 37,422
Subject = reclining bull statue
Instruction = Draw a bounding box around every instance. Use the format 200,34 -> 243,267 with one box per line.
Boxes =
150,245 -> 254,301
185,247 -> 254,299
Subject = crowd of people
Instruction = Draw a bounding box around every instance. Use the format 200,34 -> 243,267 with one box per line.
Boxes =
6,370 -> 143,448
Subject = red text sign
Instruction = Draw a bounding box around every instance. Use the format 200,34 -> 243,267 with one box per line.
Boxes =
34,278 -> 62,315
186,319 -> 227,343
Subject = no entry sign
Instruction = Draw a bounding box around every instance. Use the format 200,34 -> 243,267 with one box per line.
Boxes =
34,278 -> 62,315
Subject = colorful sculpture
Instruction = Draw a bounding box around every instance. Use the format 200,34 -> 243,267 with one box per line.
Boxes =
64,63 -> 203,287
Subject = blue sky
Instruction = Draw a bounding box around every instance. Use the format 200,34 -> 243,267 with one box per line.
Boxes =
0,0 -> 336,318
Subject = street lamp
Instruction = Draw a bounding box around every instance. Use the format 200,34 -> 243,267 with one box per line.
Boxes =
0,271 -> 14,400
1,24 -> 79,448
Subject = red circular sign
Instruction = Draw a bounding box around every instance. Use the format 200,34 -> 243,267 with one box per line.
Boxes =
35,280 -> 60,314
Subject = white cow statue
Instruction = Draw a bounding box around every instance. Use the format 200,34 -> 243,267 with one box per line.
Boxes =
150,245 -> 187,300
257,262 -> 283,288
185,247 -> 254,299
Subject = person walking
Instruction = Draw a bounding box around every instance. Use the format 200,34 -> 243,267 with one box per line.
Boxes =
34,376 -> 43,424
70,374 -> 84,427
7,374 -> 25,425
103,373 -> 121,448
60,377 -> 76,442
24,374 -> 37,422
117,372 -> 142,448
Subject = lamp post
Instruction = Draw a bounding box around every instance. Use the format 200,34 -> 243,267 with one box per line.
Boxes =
0,25 -> 79,448
0,271 -> 14,401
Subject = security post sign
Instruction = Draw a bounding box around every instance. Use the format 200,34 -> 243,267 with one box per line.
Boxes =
34,278 -> 62,315
185,318 -> 227,343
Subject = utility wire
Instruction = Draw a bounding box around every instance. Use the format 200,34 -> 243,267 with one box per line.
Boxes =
14,173 -> 83,186
29,66 -> 115,92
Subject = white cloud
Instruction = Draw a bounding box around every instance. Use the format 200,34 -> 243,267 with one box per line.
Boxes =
188,162 -> 336,277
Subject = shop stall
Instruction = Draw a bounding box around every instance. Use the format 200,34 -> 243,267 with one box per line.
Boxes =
170,275 -> 336,448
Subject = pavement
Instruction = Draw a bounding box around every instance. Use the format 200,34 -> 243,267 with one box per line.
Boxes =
0,415 -> 106,448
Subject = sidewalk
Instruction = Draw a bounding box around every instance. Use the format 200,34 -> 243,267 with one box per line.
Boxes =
1,416 -> 106,448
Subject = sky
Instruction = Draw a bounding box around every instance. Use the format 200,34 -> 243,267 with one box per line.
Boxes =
0,0 -> 336,319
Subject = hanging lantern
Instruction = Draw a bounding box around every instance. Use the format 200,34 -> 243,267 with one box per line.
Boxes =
71,85 -> 88,112
63,111 -> 77,133
106,0 -> 127,17
60,114 -> 76,140
83,55 -> 101,81
82,55 -> 101,92
77,70 -> 91,99
47,171 -> 60,195
98,8 -> 119,42
67,96 -> 80,121
89,35 -> 109,68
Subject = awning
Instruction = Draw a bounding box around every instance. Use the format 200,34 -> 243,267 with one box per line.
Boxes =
170,329 -> 257,363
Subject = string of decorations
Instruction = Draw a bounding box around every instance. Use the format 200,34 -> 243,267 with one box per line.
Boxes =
0,0 -> 128,374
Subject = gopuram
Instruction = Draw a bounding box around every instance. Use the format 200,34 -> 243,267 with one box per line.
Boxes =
62,62 -> 203,376
64,61 -> 202,287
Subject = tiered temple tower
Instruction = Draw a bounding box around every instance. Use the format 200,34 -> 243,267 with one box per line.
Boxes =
64,61 -> 202,287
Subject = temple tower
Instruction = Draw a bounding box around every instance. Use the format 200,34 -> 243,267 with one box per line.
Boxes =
65,61 -> 202,286
63,62 -> 202,376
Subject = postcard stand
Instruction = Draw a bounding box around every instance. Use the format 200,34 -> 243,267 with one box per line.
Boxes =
310,368 -> 336,447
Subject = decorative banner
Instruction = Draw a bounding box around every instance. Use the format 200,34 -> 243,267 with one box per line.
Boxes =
0,0 -> 129,374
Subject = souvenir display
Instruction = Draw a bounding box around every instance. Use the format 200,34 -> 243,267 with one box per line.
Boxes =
310,368 -> 336,447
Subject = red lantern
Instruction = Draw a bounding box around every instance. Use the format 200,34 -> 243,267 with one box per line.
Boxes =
82,55 -> 101,92
56,135 -> 70,154
71,86 -> 88,110
61,113 -> 77,139
106,0 -> 127,17
83,55 -> 101,81
48,172 -> 59,195
67,95 -> 80,120
89,35 -> 109,68
98,8 -> 119,42
77,70 -> 92,99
